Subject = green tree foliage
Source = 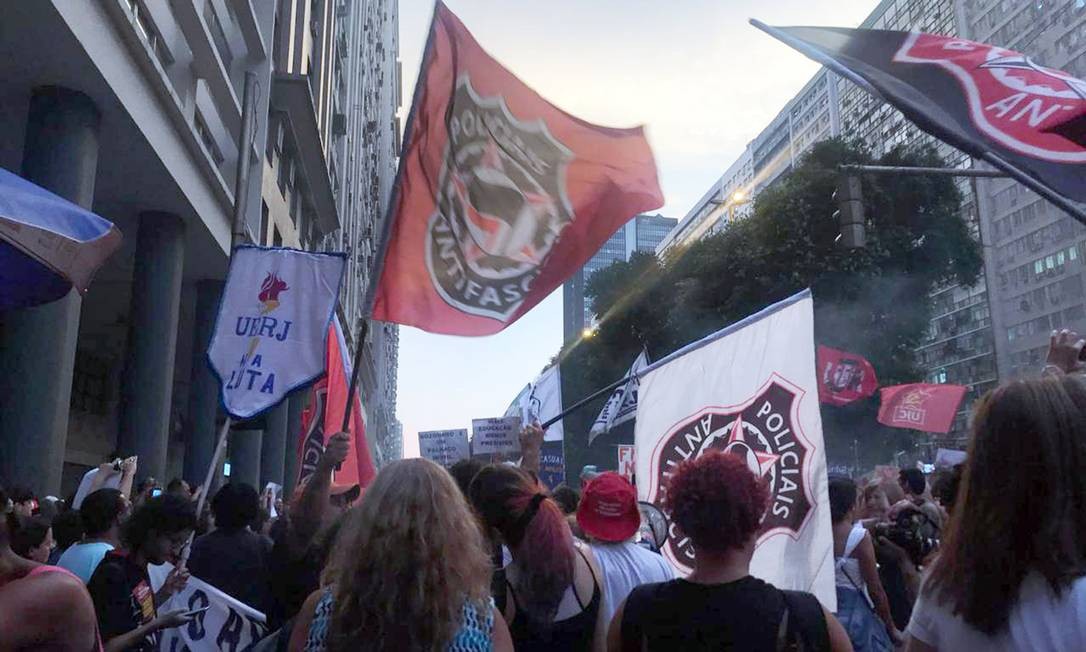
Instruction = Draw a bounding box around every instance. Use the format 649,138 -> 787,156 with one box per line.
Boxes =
558,139 -> 982,476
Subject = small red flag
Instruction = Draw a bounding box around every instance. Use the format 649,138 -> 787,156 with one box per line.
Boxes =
294,319 -> 375,490
816,345 -> 878,406
877,383 -> 967,434
371,1 -> 663,336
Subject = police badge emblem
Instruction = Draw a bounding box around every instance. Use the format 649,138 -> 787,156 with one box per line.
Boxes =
425,76 -> 575,321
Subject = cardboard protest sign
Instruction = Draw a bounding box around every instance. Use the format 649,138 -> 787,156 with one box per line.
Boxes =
471,416 -> 521,456
418,429 -> 470,467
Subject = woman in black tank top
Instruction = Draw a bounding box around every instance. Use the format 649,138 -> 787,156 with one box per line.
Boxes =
607,451 -> 852,652
470,465 -> 605,651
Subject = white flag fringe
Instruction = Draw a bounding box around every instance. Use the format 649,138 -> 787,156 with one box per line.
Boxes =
588,349 -> 649,445
634,290 -> 835,609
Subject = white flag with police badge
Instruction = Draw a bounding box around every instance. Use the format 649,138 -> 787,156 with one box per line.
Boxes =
208,246 -> 346,420
589,350 -> 649,444
634,290 -> 835,609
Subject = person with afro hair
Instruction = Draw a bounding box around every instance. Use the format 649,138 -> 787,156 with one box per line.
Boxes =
607,450 -> 852,651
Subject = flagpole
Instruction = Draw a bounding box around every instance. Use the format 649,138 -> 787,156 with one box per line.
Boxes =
178,71 -> 259,570
541,372 -> 635,431
341,319 -> 369,433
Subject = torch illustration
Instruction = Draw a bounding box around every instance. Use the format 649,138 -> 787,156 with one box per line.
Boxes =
247,272 -> 289,357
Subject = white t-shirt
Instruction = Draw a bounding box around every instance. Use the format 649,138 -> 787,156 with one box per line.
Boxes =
907,572 -> 1086,651
590,541 -> 675,625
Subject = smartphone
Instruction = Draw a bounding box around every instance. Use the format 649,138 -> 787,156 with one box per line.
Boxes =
151,488 -> 163,497
183,606 -> 211,618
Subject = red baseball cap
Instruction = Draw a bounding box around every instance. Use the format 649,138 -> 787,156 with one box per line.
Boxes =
577,472 -> 640,542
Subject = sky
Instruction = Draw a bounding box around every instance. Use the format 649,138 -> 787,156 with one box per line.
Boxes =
395,0 -> 876,458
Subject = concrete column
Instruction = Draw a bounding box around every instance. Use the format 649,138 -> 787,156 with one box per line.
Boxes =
0,87 -> 99,496
183,280 -> 223,485
117,212 -> 186,481
229,428 -> 263,489
283,392 -> 306,497
260,403 -> 288,486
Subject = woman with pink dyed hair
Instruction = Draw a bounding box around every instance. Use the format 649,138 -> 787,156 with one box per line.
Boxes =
470,464 -> 607,652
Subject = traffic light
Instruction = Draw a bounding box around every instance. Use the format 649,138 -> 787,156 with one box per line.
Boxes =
833,174 -> 865,248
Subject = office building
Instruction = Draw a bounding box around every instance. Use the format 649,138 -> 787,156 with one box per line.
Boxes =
958,0 -> 1086,385
0,0 -> 400,497
563,214 -> 676,342
657,68 -> 840,255
835,0 -> 997,439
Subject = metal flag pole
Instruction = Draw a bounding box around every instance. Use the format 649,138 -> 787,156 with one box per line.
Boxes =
179,71 -> 259,569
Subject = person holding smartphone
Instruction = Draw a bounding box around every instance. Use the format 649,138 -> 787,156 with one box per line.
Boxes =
87,494 -> 196,652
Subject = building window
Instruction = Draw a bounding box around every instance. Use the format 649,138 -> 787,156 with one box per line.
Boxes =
194,110 -> 225,166
203,2 -> 234,70
260,201 -> 270,245
125,0 -> 173,69
71,351 -> 109,415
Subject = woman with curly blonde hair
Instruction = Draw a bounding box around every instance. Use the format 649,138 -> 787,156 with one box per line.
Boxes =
287,458 -> 513,652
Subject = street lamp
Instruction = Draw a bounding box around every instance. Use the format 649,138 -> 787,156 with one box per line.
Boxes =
582,326 -> 596,339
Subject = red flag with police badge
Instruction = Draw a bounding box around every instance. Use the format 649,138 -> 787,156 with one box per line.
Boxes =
371,2 -> 663,336
751,22 -> 1086,206
877,383 -> 967,435
816,345 -> 878,406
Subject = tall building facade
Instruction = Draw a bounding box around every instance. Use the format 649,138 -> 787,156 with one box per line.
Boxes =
263,0 -> 402,470
958,1 -> 1086,385
657,68 -> 841,255
837,0 -> 997,439
0,0 -> 400,498
563,214 -> 676,342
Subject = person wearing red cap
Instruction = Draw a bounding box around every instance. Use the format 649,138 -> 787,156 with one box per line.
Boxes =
577,472 -> 674,627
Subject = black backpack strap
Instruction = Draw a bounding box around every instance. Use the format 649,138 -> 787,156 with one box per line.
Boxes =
780,590 -> 831,652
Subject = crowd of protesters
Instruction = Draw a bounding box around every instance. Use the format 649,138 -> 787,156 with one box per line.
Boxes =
3,329 -> 1086,650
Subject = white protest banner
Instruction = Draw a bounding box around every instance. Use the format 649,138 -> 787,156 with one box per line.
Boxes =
617,444 -> 635,483
590,350 -> 649,445
471,416 -> 522,456
208,246 -> 346,419
934,447 -> 967,469
507,366 -> 565,442
635,289 -> 835,608
418,429 -> 470,467
149,562 -> 267,652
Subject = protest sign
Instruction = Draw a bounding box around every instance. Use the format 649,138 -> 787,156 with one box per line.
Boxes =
418,429 -> 470,467
471,416 -> 521,456
617,444 -> 635,483
149,562 -> 267,652
207,246 -> 346,419
538,440 -> 565,489
635,289 -> 835,608
935,447 -> 967,469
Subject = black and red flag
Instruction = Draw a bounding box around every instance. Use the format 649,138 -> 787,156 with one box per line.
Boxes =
816,345 -> 878,406
370,2 -> 663,336
752,21 -> 1086,215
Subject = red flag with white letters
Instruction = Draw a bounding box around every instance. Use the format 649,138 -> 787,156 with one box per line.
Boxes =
816,345 -> 878,406
877,383 -> 967,434
370,1 -> 663,335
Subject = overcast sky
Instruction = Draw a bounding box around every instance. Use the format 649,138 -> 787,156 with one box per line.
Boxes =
395,0 -> 876,457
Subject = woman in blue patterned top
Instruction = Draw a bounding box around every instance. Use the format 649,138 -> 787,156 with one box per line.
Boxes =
287,458 -> 513,652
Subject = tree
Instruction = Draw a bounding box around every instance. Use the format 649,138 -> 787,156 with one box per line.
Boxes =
558,139 -> 982,476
